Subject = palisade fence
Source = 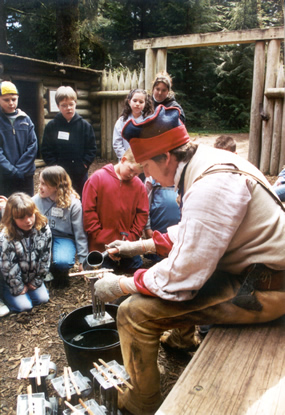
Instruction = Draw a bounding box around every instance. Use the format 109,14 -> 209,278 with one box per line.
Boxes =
89,68 -> 145,160
262,63 -> 285,175
89,31 -> 284,173
248,39 -> 285,175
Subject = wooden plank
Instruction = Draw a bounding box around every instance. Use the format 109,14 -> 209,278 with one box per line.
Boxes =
157,320 -> 285,415
134,27 -> 284,50
100,100 -> 107,159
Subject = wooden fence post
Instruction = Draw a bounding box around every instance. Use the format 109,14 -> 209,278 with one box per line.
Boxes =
145,48 -> 156,91
260,39 -> 281,174
118,72 -> 125,90
138,68 -> 145,89
125,70 -> 132,90
279,98 -> 285,171
156,48 -> 167,73
248,41 -> 266,167
270,65 -> 284,175
131,70 -> 138,89
100,69 -> 107,159
105,70 -> 113,160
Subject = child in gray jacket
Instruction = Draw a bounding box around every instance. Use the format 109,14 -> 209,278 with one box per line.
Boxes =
33,166 -> 88,287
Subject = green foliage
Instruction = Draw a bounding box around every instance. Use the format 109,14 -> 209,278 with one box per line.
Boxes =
1,0 -> 284,130
259,0 -> 284,27
228,0 -> 260,30
5,0 -> 57,61
213,43 -> 254,129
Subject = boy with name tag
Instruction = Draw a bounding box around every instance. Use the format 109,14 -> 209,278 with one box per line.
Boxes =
41,86 -> 96,198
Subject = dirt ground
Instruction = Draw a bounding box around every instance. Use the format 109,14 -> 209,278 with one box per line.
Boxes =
0,133 -> 278,414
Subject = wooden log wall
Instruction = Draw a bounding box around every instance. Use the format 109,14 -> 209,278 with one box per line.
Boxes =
249,39 -> 284,175
89,68 -> 145,160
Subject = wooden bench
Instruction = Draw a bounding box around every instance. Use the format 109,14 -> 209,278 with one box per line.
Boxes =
156,317 -> 285,415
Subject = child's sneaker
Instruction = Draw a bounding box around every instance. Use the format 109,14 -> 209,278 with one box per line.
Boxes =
0,299 -> 9,317
44,272 -> 54,282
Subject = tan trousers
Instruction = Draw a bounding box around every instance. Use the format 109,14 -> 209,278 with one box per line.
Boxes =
117,271 -> 285,415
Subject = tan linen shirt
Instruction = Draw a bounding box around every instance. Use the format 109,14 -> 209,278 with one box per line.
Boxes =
143,145 -> 285,301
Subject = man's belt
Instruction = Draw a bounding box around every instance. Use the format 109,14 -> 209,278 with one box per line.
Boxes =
254,267 -> 285,291
232,264 -> 285,311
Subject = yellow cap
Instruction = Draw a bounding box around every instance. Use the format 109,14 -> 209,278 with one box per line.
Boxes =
0,81 -> 19,96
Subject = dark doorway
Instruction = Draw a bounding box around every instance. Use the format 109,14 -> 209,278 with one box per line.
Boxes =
16,81 -> 41,157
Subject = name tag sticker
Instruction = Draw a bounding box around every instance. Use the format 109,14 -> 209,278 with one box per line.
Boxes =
51,207 -> 64,218
58,131 -> 70,140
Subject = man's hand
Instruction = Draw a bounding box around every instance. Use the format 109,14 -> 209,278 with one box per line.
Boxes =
94,273 -> 125,302
106,238 -> 156,258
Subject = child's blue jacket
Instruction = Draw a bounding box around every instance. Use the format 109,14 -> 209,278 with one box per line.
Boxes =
0,108 -> 37,179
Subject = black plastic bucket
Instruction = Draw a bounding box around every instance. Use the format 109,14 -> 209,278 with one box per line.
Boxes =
58,304 -> 122,377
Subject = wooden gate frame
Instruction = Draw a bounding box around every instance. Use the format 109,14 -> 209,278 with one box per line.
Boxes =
134,27 -> 285,173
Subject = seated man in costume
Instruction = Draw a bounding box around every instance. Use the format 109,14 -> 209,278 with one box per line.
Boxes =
94,105 -> 285,415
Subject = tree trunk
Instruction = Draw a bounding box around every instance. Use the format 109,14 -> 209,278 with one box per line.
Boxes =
56,0 -> 80,66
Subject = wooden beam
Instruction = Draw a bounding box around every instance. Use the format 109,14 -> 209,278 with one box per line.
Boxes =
134,27 -> 284,50
90,90 -> 129,99
265,88 -> 285,98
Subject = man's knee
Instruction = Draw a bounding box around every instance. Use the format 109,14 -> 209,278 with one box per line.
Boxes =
117,294 -> 147,329
117,296 -> 132,328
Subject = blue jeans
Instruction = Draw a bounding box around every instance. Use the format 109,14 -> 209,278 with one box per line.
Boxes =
274,184 -> 285,202
52,237 -> 76,272
3,282 -> 49,313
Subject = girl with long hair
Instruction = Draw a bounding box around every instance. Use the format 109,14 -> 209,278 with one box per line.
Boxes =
33,166 -> 88,287
0,193 -> 51,312
113,89 -> 154,161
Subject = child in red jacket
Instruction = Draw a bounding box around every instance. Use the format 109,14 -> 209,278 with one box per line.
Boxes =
82,148 -> 149,272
